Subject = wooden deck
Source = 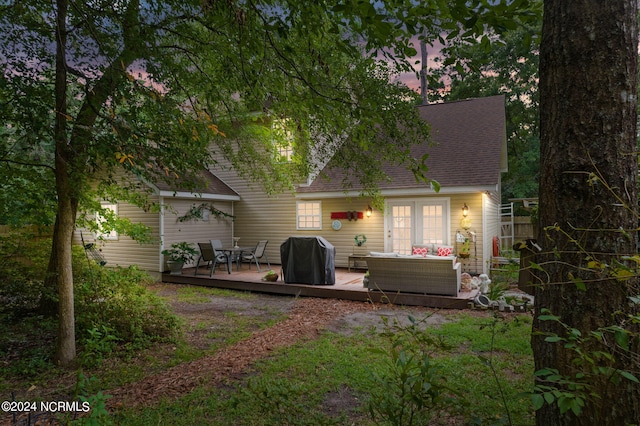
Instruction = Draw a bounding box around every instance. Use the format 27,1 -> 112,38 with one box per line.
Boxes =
162,264 -> 478,309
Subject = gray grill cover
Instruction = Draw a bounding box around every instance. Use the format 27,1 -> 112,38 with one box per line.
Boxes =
280,236 -> 335,285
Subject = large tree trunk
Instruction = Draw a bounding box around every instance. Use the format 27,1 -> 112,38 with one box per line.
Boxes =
535,1 -> 640,424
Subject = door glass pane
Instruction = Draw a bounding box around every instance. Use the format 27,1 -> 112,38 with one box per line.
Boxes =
422,204 -> 444,244
392,205 -> 412,254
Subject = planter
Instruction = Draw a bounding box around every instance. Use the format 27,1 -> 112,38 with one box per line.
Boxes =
262,272 -> 279,282
167,260 -> 185,275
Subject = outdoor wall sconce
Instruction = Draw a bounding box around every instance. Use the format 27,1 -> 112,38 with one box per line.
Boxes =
462,203 -> 469,217
366,205 -> 373,217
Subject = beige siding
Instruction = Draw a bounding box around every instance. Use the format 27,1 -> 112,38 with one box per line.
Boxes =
161,198 -> 234,269
74,195 -> 234,279
213,157 -> 500,274
73,196 -> 162,279
482,192 -> 501,274
212,165 -> 382,268
98,200 -> 161,274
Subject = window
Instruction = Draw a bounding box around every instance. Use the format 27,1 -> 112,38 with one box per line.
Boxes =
273,118 -> 294,162
96,203 -> 118,240
297,201 -> 322,230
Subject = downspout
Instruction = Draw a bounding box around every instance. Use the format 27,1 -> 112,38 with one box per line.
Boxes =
231,201 -> 235,246
159,195 -> 165,273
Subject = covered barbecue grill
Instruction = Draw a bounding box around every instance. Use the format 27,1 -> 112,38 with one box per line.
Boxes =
280,236 -> 335,285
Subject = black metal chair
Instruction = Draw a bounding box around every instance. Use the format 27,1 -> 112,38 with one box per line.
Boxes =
194,242 -> 228,277
241,240 -> 270,272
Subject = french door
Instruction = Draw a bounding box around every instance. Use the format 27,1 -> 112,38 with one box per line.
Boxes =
386,199 -> 450,254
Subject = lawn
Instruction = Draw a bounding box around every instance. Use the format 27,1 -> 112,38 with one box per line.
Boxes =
1,283 -> 535,425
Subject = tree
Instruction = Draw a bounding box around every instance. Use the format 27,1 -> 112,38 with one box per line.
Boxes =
0,0 -> 536,365
534,1 -> 640,424
429,3 -> 542,202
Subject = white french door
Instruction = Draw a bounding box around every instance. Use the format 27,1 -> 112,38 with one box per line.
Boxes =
386,199 -> 450,254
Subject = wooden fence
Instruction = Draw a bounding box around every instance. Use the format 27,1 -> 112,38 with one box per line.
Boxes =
513,216 -> 535,242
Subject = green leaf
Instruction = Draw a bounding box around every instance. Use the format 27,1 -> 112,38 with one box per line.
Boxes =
617,370 -> 639,383
615,329 -> 629,350
531,393 -> 545,410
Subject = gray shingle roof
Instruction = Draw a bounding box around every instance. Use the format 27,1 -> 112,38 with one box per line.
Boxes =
298,94 -> 506,193
153,170 -> 239,198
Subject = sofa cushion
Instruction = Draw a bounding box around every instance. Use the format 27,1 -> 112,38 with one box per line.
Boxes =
370,251 -> 398,257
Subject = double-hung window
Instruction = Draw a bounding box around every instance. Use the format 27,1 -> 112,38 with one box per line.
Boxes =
296,201 -> 322,230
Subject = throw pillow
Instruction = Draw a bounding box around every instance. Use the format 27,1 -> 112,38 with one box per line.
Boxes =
412,246 -> 428,257
437,246 -> 453,256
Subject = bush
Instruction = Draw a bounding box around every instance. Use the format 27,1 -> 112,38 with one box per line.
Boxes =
0,231 -> 180,371
73,261 -> 180,357
0,232 -> 52,321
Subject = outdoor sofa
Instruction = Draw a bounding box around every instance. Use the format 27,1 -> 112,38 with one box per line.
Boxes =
365,253 -> 461,296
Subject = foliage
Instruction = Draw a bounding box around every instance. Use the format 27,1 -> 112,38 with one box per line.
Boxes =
73,263 -> 180,348
0,232 -> 180,375
0,231 -> 54,321
367,315 -> 457,425
161,242 -> 198,264
73,374 -> 113,426
177,203 -> 234,223
430,0 -> 542,202
529,306 -> 640,418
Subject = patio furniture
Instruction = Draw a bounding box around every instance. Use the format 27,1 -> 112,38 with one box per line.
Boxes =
195,242 -> 229,276
280,236 -> 335,285
240,240 -> 270,272
221,245 -> 254,272
365,255 -> 461,296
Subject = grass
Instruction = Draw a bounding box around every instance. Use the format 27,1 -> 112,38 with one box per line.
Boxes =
113,307 -> 535,425
1,279 -> 534,425
174,285 -> 256,303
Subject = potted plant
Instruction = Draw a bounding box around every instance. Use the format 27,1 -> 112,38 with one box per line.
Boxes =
262,270 -> 278,282
162,242 -> 198,275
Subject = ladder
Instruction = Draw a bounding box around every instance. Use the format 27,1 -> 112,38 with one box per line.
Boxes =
499,202 -> 515,252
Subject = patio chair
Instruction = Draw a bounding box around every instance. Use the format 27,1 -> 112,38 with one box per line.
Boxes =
194,242 -> 228,277
240,240 -> 270,272
211,239 -> 237,272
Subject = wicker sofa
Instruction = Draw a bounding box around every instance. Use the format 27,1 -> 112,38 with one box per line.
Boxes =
365,254 -> 461,296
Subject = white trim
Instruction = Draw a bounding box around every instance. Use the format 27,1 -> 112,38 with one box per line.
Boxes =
296,200 -> 323,230
157,190 -> 240,201
384,198 -> 451,253
295,185 -> 498,199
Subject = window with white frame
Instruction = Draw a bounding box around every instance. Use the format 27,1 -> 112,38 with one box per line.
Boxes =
273,118 -> 294,162
96,203 -> 118,240
296,201 -> 322,230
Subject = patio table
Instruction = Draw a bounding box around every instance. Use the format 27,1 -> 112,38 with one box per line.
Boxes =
223,246 -> 253,272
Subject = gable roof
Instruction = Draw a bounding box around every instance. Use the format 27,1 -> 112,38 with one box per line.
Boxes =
298,94 -> 507,195
150,170 -> 240,201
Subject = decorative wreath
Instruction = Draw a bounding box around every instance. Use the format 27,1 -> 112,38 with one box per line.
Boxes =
354,234 -> 367,246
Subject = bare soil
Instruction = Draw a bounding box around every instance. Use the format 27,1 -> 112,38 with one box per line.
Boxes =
107,283 -> 453,410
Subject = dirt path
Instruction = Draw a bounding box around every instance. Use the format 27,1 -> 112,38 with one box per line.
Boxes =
106,296 -> 376,409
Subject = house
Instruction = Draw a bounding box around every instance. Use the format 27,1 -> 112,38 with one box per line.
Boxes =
77,170 -> 239,280
212,94 -> 507,275
82,94 -> 506,277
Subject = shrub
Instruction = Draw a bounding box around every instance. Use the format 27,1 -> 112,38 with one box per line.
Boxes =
0,230 -> 180,371
73,263 -> 180,353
